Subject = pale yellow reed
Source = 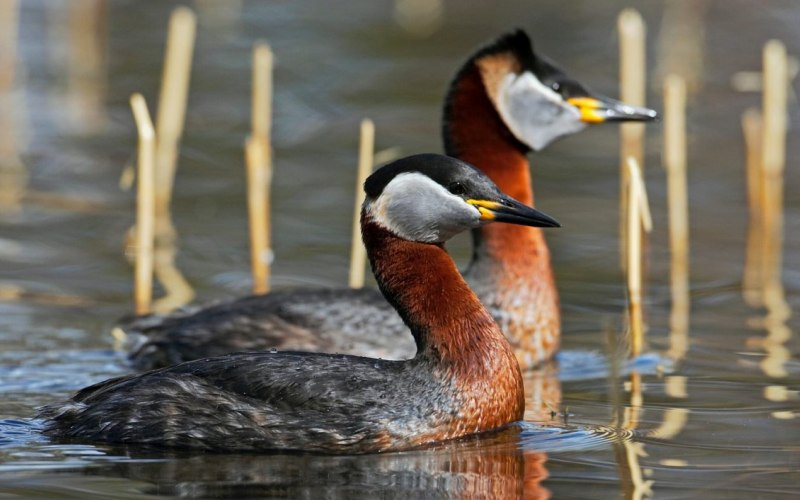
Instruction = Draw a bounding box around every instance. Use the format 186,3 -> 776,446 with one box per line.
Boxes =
245,136 -> 272,295
349,119 -> 375,289
663,75 -> 690,359
129,93 -> 156,315
154,6 -> 196,217
246,42 -> 274,294
618,9 -> 647,269
626,158 -> 651,357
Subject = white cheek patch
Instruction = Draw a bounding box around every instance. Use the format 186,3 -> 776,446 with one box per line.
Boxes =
367,173 -> 482,244
495,72 -> 586,151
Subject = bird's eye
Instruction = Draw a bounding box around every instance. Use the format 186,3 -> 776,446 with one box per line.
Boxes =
551,81 -> 561,92
447,182 -> 466,196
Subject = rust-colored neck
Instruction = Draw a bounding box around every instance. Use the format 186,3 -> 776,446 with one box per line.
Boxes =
443,63 -> 547,273
362,218 -> 504,360
442,61 -> 560,369
362,216 -> 518,371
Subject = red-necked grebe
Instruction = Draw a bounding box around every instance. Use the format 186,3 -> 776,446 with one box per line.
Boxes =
122,30 -> 657,371
40,154 -> 559,453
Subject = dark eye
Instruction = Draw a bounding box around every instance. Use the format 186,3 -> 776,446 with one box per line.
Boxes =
447,182 -> 466,196
550,81 -> 561,92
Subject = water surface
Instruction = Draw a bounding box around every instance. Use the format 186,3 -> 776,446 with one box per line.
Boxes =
1,1 -> 799,498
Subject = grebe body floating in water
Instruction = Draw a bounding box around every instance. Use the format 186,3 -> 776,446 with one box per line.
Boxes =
122,30 -> 657,371
39,154 -> 559,453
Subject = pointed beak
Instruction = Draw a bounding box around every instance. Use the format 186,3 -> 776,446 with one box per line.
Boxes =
467,197 -> 560,228
567,96 -> 658,124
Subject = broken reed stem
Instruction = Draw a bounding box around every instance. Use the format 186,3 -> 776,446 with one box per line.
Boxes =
760,40 -> 788,305
349,119 -> 375,289
618,9 -> 647,270
245,136 -> 272,295
246,42 -> 274,295
626,158 -> 650,357
130,93 -> 156,315
742,108 -> 764,306
154,6 -> 196,220
663,75 -> 690,358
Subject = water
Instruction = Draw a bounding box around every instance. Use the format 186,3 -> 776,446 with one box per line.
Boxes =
1,0 -> 799,498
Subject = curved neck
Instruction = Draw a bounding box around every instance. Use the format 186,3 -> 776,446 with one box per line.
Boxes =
443,63 -> 545,267
361,216 -> 517,369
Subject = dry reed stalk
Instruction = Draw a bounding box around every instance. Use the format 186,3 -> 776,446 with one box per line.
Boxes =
0,0 -> 25,212
148,7 -> 196,313
130,93 -> 156,315
760,40 -> 788,307
626,158 -> 650,357
246,42 -> 274,295
245,136 -> 271,294
618,9 -> 647,269
154,6 -> 196,221
252,43 -> 273,145
742,108 -> 764,306
663,75 -> 690,359
348,119 -> 375,288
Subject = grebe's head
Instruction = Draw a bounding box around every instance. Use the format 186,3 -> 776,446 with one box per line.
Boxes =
364,154 -> 560,244
458,29 -> 658,151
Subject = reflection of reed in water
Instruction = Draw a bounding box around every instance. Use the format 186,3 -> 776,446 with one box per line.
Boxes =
742,41 -> 793,381
742,109 -> 764,306
606,321 -> 652,500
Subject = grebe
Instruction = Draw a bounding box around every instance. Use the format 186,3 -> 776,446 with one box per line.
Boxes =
39,154 -> 560,453
122,30 -> 657,370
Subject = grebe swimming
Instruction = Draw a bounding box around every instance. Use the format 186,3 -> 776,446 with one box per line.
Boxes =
122,30 -> 657,371
39,154 -> 559,453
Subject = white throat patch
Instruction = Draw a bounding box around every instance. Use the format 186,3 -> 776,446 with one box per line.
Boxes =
495,71 -> 586,151
366,173 -> 482,244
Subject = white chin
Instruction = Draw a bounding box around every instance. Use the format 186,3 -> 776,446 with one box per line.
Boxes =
495,72 -> 586,151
